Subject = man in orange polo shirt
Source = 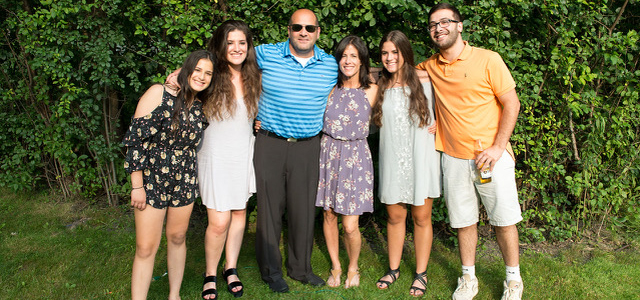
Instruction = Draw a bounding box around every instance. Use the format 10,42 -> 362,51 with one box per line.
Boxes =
417,3 -> 523,300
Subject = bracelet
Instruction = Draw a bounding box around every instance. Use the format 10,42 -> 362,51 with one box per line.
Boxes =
132,186 -> 144,190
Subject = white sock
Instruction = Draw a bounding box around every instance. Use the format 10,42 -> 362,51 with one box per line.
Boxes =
506,265 -> 521,283
461,265 -> 476,280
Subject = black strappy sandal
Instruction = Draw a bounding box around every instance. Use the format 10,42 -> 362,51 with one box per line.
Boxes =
410,271 -> 428,297
223,268 -> 244,298
376,268 -> 400,289
201,274 -> 217,299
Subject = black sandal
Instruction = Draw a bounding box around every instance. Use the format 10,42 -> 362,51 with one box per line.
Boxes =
201,274 -> 217,299
223,268 -> 244,298
410,271 -> 428,297
376,268 -> 400,289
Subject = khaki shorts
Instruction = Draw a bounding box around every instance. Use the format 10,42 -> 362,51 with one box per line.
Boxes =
442,151 -> 522,228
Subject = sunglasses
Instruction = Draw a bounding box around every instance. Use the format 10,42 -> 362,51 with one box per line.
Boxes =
289,24 -> 318,33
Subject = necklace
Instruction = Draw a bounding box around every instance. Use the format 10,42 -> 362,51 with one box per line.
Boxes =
390,79 -> 403,88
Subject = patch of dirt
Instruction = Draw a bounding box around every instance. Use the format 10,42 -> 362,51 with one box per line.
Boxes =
65,217 -> 90,230
474,223 -> 637,261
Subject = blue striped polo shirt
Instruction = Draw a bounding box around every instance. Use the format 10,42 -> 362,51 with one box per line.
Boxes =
256,40 -> 338,139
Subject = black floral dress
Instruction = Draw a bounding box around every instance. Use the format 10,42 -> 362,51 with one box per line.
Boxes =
123,87 -> 207,209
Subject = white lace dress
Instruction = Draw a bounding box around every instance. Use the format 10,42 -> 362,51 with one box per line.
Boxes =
378,82 -> 441,205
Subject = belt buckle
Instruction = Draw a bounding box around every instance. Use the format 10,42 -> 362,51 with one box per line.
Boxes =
286,137 -> 297,142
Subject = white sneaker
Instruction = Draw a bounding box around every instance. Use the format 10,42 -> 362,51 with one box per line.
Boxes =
452,274 -> 479,300
501,280 -> 524,300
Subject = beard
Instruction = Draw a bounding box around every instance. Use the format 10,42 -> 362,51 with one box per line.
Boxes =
432,28 -> 459,50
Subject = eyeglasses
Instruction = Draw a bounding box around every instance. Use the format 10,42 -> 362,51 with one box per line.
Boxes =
289,24 -> 318,33
428,19 -> 460,31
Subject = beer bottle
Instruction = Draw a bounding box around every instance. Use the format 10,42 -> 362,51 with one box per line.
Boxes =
474,139 -> 492,184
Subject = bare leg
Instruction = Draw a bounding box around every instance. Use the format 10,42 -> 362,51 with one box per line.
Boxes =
224,209 -> 247,293
494,225 -> 519,267
376,204 -> 406,288
323,209 -> 341,287
203,209 -> 231,299
131,207 -> 166,300
343,215 -> 361,288
458,224 -> 478,267
165,203 -> 194,300
412,199 -> 433,274
410,199 -> 433,296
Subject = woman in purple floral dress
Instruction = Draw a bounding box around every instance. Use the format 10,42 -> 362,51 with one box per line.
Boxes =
315,35 -> 378,289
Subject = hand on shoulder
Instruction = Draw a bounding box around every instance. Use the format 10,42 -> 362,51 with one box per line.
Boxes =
165,68 -> 181,93
416,69 -> 430,83
133,84 -> 164,118
369,67 -> 383,84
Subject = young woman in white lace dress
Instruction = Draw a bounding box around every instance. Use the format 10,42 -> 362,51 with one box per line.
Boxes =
371,30 -> 441,297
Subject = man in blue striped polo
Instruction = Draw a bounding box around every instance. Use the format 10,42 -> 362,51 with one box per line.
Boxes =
253,8 -> 338,293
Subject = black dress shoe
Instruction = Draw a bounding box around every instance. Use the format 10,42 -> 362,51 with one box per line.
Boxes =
295,273 -> 326,286
268,277 -> 289,293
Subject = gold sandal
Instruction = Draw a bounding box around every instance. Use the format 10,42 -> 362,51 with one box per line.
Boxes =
345,269 -> 360,288
327,269 -> 342,287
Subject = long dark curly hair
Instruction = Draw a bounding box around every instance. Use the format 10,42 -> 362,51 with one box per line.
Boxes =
204,20 -> 261,121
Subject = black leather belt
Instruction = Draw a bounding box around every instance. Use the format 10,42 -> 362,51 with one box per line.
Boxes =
258,129 -> 317,142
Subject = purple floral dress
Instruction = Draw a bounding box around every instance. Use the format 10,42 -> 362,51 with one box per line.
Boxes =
315,87 -> 374,215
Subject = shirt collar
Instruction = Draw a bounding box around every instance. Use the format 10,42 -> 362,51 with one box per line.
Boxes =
437,40 -> 471,64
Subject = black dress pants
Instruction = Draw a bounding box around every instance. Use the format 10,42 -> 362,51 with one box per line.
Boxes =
253,132 -> 320,283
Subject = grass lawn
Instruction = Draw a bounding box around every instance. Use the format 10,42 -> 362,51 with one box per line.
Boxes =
1,189 -> 638,299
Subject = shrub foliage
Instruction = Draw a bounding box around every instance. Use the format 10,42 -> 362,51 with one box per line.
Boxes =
1,0 -> 638,239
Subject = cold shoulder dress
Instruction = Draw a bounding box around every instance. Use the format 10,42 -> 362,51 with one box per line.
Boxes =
378,82 -> 441,205
123,87 -> 207,208
315,87 -> 374,215
197,97 -> 256,211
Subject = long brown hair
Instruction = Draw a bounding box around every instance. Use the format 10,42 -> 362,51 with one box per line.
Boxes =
204,20 -> 261,121
172,50 -> 214,130
371,30 -> 429,128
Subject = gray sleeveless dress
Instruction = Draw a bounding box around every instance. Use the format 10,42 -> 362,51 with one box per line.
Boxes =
379,82 -> 441,205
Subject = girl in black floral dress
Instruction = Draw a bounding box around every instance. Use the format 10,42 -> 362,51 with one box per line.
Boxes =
123,50 -> 214,300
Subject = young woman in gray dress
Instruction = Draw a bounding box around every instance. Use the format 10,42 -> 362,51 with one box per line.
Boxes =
315,35 -> 378,289
371,30 -> 441,297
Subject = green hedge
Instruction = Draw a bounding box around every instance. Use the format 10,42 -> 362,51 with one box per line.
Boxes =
1,0 -> 638,240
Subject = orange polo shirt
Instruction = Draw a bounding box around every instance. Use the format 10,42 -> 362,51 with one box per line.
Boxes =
417,42 -> 516,160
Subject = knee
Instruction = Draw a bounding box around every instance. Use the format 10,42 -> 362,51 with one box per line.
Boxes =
494,224 -> 518,236
166,231 -> 187,246
135,243 -> 159,260
413,214 -> 433,228
458,224 -> 478,235
494,224 -> 516,231
231,210 -> 246,220
207,219 -> 229,236
324,211 -> 338,223
387,213 -> 406,225
229,210 -> 247,229
343,223 -> 360,236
